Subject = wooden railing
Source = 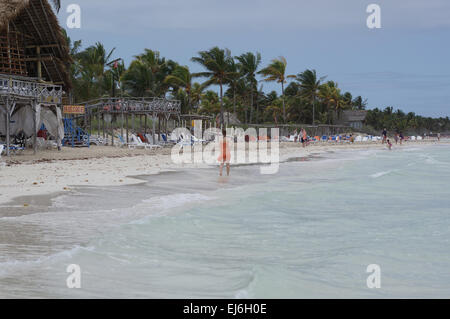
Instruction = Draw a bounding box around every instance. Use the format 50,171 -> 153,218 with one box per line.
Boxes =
0,75 -> 63,103
82,97 -> 181,115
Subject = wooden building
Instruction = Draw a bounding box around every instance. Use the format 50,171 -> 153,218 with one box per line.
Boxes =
0,0 -> 71,155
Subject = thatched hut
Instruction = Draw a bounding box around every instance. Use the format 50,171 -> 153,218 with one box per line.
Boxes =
0,0 -> 71,155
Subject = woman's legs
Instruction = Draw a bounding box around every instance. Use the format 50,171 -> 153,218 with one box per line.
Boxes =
219,162 -> 224,176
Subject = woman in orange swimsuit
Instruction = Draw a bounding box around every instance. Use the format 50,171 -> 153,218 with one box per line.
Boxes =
218,129 -> 231,176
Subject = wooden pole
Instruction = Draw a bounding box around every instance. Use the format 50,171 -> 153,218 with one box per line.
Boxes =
102,113 -> 105,140
97,111 -> 100,138
56,105 -> 61,151
158,115 -> 161,141
126,113 -> 129,143
36,46 -> 42,81
33,101 -> 37,154
5,98 -> 10,156
152,114 -> 156,144
144,115 -> 147,135
111,113 -> 114,146
121,111 -> 124,139
88,112 -> 92,136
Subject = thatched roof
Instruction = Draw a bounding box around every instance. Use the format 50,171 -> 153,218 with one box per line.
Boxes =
0,0 -> 71,88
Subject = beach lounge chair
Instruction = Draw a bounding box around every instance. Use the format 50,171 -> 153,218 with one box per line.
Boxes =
128,134 -> 154,149
2,144 -> 25,154
144,134 -> 162,148
417,136 -> 422,140
355,136 -> 363,142
116,135 -> 128,147
410,136 -> 416,141
156,133 -> 172,146
144,134 -> 153,145
162,134 -> 176,145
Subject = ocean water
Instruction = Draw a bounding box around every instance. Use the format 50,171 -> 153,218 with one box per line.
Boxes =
1,144 -> 449,298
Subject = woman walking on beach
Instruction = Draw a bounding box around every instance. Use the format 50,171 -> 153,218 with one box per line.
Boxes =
218,129 -> 231,176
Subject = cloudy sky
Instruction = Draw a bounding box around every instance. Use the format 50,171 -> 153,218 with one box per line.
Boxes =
60,0 -> 450,117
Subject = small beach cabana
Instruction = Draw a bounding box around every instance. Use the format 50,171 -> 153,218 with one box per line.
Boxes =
0,0 -> 71,155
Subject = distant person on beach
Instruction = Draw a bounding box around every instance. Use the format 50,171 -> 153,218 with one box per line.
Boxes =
394,133 -> 399,144
218,129 -> 231,176
437,132 -> 441,141
350,134 -> 355,143
387,139 -> 392,150
301,129 -> 307,148
399,133 -> 404,145
382,128 -> 387,144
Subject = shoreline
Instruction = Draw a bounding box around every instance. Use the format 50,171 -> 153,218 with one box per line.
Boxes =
1,140 -> 447,206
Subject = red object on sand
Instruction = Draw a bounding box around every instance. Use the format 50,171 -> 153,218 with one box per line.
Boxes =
138,133 -> 147,143
37,129 -> 47,139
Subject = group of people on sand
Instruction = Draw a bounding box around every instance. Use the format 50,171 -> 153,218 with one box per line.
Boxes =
382,128 -> 442,150
382,128 -> 404,150
292,128 -> 308,147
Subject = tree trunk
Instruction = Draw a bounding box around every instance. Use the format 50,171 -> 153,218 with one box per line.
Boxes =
233,85 -> 236,115
281,82 -> 286,123
219,82 -> 224,125
312,95 -> 315,125
256,91 -> 259,124
249,84 -> 254,124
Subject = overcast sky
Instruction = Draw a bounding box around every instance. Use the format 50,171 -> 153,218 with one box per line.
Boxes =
60,0 -> 450,117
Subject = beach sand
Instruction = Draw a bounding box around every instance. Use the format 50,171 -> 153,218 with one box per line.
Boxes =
0,139 -> 445,206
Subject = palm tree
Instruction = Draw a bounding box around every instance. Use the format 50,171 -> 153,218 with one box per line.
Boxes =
164,65 -> 194,110
258,56 -> 294,122
191,47 -> 237,125
227,59 -> 241,117
352,96 -> 368,110
122,49 -> 171,97
75,42 -> 116,100
318,82 -> 336,124
265,102 -> 283,125
189,82 -> 205,110
294,69 -> 326,125
328,82 -> 345,120
236,52 -> 261,123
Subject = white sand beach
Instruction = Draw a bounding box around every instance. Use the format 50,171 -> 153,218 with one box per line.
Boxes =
0,139 -> 445,206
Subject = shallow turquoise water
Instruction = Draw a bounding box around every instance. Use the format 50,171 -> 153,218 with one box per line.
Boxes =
1,144 -> 449,298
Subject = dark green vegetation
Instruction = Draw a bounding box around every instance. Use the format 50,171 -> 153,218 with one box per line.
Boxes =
65,33 -> 449,133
